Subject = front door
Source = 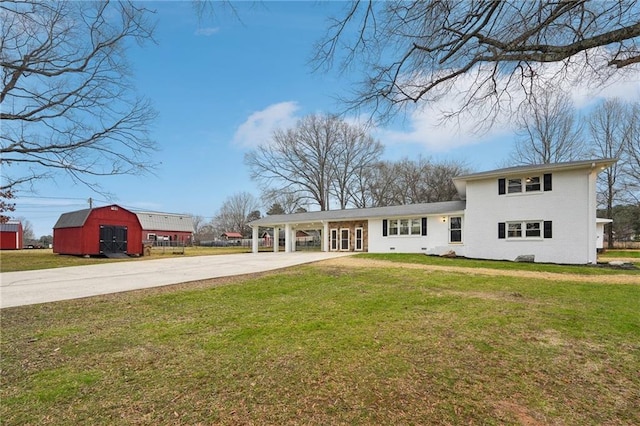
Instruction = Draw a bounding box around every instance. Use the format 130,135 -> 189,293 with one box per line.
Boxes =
330,229 -> 338,251
100,225 -> 128,254
340,228 -> 350,251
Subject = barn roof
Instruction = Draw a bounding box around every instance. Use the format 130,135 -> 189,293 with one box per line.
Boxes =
135,211 -> 194,233
0,221 -> 22,232
53,205 -> 194,232
53,208 -> 92,229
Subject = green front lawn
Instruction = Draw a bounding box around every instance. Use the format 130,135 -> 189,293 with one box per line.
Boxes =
358,253 -> 640,275
599,249 -> 640,258
2,261 -> 638,425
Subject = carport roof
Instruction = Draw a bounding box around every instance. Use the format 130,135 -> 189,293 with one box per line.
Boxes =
249,200 -> 466,227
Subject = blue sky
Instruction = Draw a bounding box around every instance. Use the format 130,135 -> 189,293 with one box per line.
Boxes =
11,1 -> 640,238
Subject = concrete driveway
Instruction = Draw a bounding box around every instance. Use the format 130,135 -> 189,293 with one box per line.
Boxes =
0,252 -> 353,309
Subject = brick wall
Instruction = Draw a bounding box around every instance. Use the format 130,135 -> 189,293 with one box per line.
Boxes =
328,221 -> 368,252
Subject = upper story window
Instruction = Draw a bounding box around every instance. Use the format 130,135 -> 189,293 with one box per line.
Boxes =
525,176 -> 541,192
499,173 -> 552,195
508,176 -> 540,193
508,178 -> 523,193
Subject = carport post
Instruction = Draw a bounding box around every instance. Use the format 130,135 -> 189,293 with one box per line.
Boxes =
251,226 -> 259,253
284,223 -> 292,253
273,226 -> 279,253
323,221 -> 329,252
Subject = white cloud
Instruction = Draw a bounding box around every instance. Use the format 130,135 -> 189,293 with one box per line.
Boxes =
233,101 -> 300,148
195,27 -> 219,36
374,51 -> 640,152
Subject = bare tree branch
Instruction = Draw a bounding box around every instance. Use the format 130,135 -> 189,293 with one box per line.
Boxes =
0,1 -> 158,194
315,1 -> 640,123
245,114 -> 383,211
588,98 -> 638,247
509,87 -> 586,164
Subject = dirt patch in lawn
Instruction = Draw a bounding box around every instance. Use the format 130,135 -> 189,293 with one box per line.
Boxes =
317,257 -> 640,285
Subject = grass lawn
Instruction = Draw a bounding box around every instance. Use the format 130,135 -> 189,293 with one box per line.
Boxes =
0,246 -> 253,272
358,253 -> 640,275
1,258 -> 639,425
599,249 -> 640,259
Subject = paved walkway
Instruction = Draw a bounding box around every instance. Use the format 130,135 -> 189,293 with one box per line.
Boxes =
0,252 -> 353,308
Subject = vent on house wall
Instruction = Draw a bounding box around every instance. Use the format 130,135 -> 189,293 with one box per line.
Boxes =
390,247 -> 395,250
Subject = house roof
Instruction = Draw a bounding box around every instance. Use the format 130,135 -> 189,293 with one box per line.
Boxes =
453,158 -> 617,199
135,211 -> 194,233
222,232 -> 243,238
249,200 -> 466,228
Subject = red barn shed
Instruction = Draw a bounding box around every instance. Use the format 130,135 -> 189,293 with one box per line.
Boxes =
53,205 -> 143,256
0,221 -> 23,250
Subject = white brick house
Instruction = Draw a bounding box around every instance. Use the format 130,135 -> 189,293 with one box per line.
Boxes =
250,159 -> 615,264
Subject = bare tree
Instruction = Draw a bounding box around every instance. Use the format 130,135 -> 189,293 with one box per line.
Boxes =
213,192 -> 260,237
15,217 -> 35,243
625,102 -> 640,200
315,1 -> 640,123
509,88 -> 585,164
245,114 -> 383,211
365,157 -> 467,207
262,189 -> 307,215
1,1 -> 157,195
365,162 -> 400,207
424,161 -> 469,202
348,161 -> 385,208
588,99 -> 636,247
330,121 -> 383,209
191,214 -> 208,244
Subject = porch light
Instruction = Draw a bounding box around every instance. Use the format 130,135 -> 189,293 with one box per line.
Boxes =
441,216 -> 447,223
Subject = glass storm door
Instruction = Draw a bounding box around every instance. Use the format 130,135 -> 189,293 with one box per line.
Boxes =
340,228 -> 350,251
330,229 -> 338,251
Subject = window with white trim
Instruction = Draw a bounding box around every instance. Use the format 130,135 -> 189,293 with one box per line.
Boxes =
509,176 -> 541,193
499,221 -> 551,239
507,221 -> 542,239
386,218 -> 423,236
355,227 -> 363,251
525,176 -> 541,192
499,174 -> 552,195
508,178 -> 522,193
449,216 -> 462,243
